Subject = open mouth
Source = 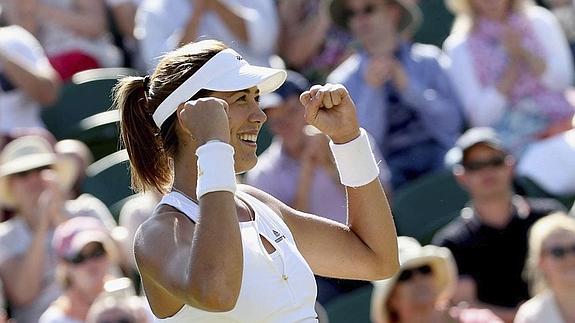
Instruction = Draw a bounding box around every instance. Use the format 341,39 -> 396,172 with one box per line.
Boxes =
238,133 -> 258,144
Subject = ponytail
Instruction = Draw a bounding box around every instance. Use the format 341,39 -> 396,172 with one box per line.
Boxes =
114,40 -> 229,194
113,76 -> 172,193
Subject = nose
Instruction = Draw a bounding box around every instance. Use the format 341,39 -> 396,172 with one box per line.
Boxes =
251,103 -> 267,124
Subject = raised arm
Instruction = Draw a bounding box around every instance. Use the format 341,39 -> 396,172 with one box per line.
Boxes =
266,84 -> 399,280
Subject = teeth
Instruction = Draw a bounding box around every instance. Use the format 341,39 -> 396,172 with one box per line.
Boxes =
239,134 -> 257,143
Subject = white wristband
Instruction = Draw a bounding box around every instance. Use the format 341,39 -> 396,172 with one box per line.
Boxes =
329,128 -> 379,188
196,141 -> 237,198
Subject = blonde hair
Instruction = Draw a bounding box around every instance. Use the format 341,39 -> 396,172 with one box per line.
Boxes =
445,0 -> 533,35
524,212 -> 575,296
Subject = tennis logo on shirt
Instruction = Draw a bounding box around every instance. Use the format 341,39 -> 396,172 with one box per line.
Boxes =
236,55 -> 243,61
272,230 -> 285,243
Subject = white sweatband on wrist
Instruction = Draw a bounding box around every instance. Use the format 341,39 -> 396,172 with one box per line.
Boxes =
329,128 -> 380,188
196,141 -> 237,198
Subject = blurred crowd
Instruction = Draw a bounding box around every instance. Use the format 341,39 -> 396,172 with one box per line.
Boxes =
0,0 -> 575,322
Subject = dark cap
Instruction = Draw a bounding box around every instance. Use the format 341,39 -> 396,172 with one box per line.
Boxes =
260,70 -> 310,109
446,127 -> 506,166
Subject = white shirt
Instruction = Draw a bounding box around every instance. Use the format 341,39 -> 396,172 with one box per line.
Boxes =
154,190 -> 318,322
514,291 -> 565,323
444,6 -> 574,127
0,26 -> 49,133
135,0 -> 279,71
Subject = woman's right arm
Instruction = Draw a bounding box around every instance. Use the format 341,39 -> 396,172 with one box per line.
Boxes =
135,197 -> 243,314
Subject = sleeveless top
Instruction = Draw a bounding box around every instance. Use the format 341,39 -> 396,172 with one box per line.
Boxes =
155,190 -> 318,322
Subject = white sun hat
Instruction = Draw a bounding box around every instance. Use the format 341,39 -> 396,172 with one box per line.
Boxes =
0,136 -> 77,208
371,236 -> 458,323
152,48 -> 287,128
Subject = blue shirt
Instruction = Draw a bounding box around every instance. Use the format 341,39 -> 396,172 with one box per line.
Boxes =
328,42 -> 463,186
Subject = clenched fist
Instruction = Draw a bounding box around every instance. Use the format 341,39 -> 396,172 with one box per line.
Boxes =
299,84 -> 360,144
177,97 -> 231,145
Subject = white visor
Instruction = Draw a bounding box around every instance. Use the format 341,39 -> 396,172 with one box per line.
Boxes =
152,48 -> 287,128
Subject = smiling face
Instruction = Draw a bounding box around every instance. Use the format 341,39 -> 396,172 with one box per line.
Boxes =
344,0 -> 401,55
539,229 -> 575,289
66,241 -> 110,301
209,86 -> 267,173
387,264 -> 439,320
455,144 -> 514,200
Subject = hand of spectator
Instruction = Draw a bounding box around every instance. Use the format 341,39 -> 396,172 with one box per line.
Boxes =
390,59 -> 409,92
501,26 -> 525,60
299,84 -> 361,144
38,170 -> 68,229
363,56 -> 393,88
449,303 -> 504,323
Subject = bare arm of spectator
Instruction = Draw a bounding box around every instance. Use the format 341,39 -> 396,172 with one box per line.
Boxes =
0,227 -> 49,306
35,0 -> 109,38
277,0 -> 331,69
108,2 -> 138,42
0,0 -> 40,34
0,27 -> 60,105
0,182 -> 67,306
179,0 -> 208,46
453,277 -> 518,323
209,1 -> 248,43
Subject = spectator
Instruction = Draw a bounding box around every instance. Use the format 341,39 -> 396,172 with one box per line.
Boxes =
276,0 -> 353,83
542,0 -> 575,63
0,135 -> 116,322
135,0 -> 279,71
0,25 -> 61,136
327,0 -> 464,189
444,0 -> 574,156
432,127 -> 566,322
372,236 -> 503,323
2,0 -> 122,80
39,216 -> 121,323
106,0 -> 145,71
515,212 -> 575,323
245,71 -> 391,305
54,139 -> 94,199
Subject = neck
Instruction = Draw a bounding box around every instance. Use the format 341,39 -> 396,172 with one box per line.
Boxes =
60,289 -> 93,320
172,146 -> 200,202
551,286 -> 575,321
472,191 -> 514,228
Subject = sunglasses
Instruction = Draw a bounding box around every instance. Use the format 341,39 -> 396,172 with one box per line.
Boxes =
12,166 -> 52,178
463,155 -> 506,172
545,243 -> 575,259
344,3 -> 380,19
66,243 -> 107,265
397,264 -> 433,282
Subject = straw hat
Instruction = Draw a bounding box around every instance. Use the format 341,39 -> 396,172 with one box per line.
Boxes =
329,0 -> 422,35
371,236 -> 458,323
0,136 -> 77,208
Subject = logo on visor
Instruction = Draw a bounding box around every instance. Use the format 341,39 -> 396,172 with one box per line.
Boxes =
236,55 -> 243,61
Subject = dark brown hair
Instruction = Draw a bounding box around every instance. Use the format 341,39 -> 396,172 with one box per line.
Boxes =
113,40 -> 227,193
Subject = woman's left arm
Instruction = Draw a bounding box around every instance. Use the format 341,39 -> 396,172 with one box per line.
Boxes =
254,84 -> 399,281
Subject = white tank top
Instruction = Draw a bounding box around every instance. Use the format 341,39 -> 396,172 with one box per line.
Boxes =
154,190 -> 318,322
